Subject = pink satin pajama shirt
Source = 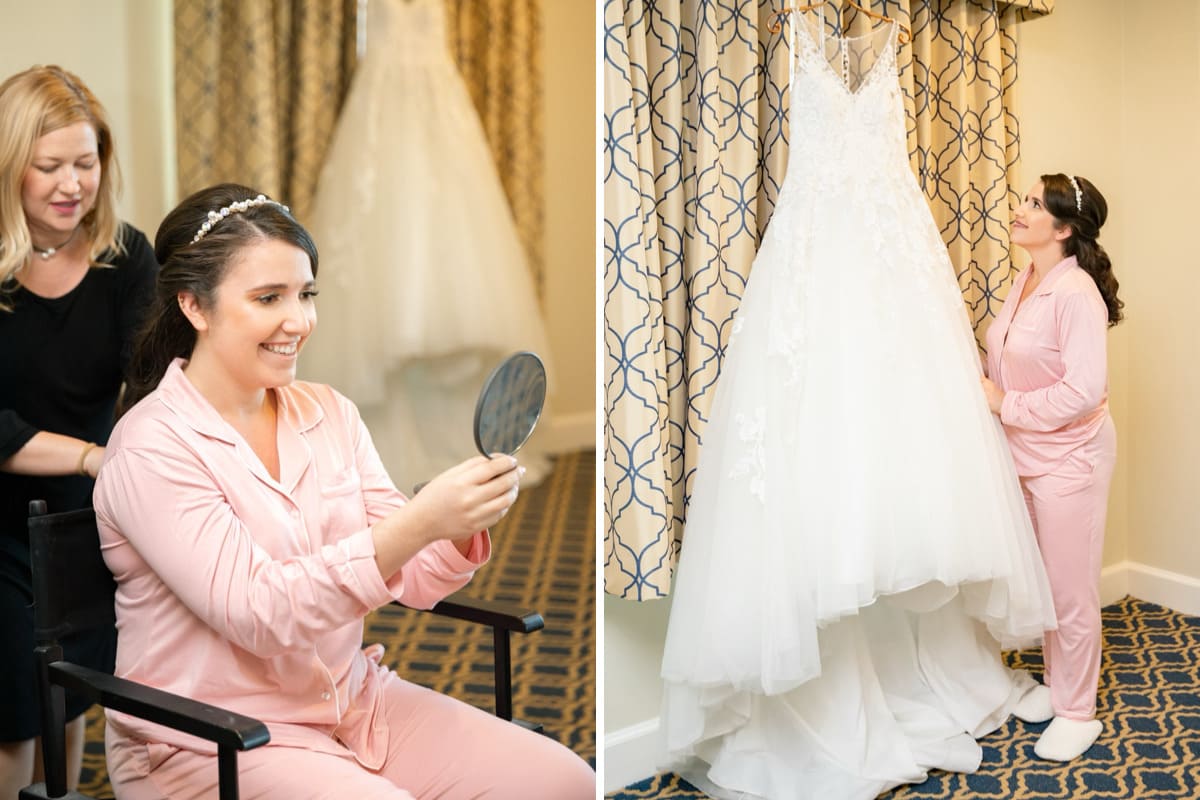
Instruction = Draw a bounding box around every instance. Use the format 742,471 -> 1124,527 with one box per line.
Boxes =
92,359 -> 490,768
984,255 -> 1115,721
985,255 -> 1110,474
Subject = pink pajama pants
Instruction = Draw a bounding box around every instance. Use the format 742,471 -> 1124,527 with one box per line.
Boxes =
105,676 -> 595,799
1019,417 -> 1116,721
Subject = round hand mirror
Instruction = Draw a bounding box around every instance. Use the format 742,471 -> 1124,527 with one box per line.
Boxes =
411,351 -> 546,495
474,351 -> 547,457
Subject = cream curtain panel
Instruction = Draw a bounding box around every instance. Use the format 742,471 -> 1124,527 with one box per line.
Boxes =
173,0 -> 544,291
604,0 -> 1054,599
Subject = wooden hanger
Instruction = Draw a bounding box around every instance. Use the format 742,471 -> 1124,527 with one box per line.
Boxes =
770,1 -> 912,45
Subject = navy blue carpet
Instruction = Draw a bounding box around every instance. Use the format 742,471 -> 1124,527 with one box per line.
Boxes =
609,597 -> 1200,800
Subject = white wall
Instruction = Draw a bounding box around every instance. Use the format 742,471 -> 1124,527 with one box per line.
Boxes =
1014,0 -> 1129,570
1112,3 -> 1200,586
542,0 -> 598,448
1020,0 -> 1200,601
604,0 -> 1200,789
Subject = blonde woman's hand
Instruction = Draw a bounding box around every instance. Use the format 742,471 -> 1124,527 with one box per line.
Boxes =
83,444 -> 106,479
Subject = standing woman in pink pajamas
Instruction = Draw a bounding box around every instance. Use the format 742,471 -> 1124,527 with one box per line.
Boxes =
980,173 -> 1122,762
92,183 -> 595,799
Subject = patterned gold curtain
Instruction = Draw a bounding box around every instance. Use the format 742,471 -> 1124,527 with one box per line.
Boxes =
446,0 -> 545,295
174,0 -> 358,225
173,0 -> 543,290
603,0 -> 1055,599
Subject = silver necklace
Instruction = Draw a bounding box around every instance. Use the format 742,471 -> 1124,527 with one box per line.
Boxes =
31,227 -> 78,260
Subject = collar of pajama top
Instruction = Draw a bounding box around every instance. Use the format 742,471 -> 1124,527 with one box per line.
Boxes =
93,358 -> 491,766
984,255 -> 1110,477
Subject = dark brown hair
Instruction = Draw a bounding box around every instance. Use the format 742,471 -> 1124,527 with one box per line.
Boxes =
1040,173 -> 1123,327
119,183 -> 318,416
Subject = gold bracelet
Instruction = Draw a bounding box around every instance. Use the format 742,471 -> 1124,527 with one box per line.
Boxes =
77,442 -> 98,477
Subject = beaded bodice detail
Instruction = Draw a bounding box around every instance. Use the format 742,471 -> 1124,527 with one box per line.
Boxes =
754,15 -> 964,392
778,17 -> 906,205
369,0 -> 447,62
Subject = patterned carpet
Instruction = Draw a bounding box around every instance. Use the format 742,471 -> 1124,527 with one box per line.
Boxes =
76,449 -> 596,797
610,597 -> 1200,800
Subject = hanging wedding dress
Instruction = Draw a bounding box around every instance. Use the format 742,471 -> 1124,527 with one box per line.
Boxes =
302,0 -> 552,492
659,15 -> 1057,799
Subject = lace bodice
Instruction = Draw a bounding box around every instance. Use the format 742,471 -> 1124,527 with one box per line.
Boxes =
759,14 -> 962,389
368,0 -> 448,61
784,16 -> 907,189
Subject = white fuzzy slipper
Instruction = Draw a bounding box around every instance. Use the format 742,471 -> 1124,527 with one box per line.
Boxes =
1034,716 -> 1103,761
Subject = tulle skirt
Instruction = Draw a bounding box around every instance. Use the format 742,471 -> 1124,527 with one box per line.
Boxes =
659,166 -> 1057,797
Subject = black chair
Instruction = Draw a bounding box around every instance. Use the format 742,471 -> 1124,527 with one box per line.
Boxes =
21,501 -> 547,799
21,500 -> 269,800
392,593 -> 546,733
404,483 -> 547,732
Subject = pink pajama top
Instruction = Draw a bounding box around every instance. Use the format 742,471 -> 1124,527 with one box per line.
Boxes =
92,359 -> 490,767
984,255 -> 1110,477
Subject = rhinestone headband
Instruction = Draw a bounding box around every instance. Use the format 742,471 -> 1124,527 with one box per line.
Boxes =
1070,175 -> 1089,212
191,194 -> 290,244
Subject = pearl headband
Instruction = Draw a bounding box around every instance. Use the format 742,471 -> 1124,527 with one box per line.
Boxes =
191,194 -> 291,244
1070,175 -> 1089,212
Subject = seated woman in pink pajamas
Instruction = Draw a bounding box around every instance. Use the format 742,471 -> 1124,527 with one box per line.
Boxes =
91,183 -> 595,799
980,173 -> 1122,763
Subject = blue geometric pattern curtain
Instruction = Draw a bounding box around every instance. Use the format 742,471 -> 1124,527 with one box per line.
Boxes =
604,0 -> 1054,599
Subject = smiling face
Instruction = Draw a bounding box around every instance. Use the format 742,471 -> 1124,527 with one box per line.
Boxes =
1011,181 -> 1071,257
180,237 -> 318,399
21,120 -> 100,246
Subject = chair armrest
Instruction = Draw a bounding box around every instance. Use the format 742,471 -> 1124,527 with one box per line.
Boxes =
398,591 -> 544,634
18,784 -> 93,800
49,661 -> 270,751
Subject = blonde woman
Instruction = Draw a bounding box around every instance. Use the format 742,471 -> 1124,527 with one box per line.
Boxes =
0,65 -> 157,795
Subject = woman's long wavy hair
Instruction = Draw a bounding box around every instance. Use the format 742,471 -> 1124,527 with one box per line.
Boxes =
0,65 -> 123,311
118,183 -> 318,417
1040,173 -> 1123,327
